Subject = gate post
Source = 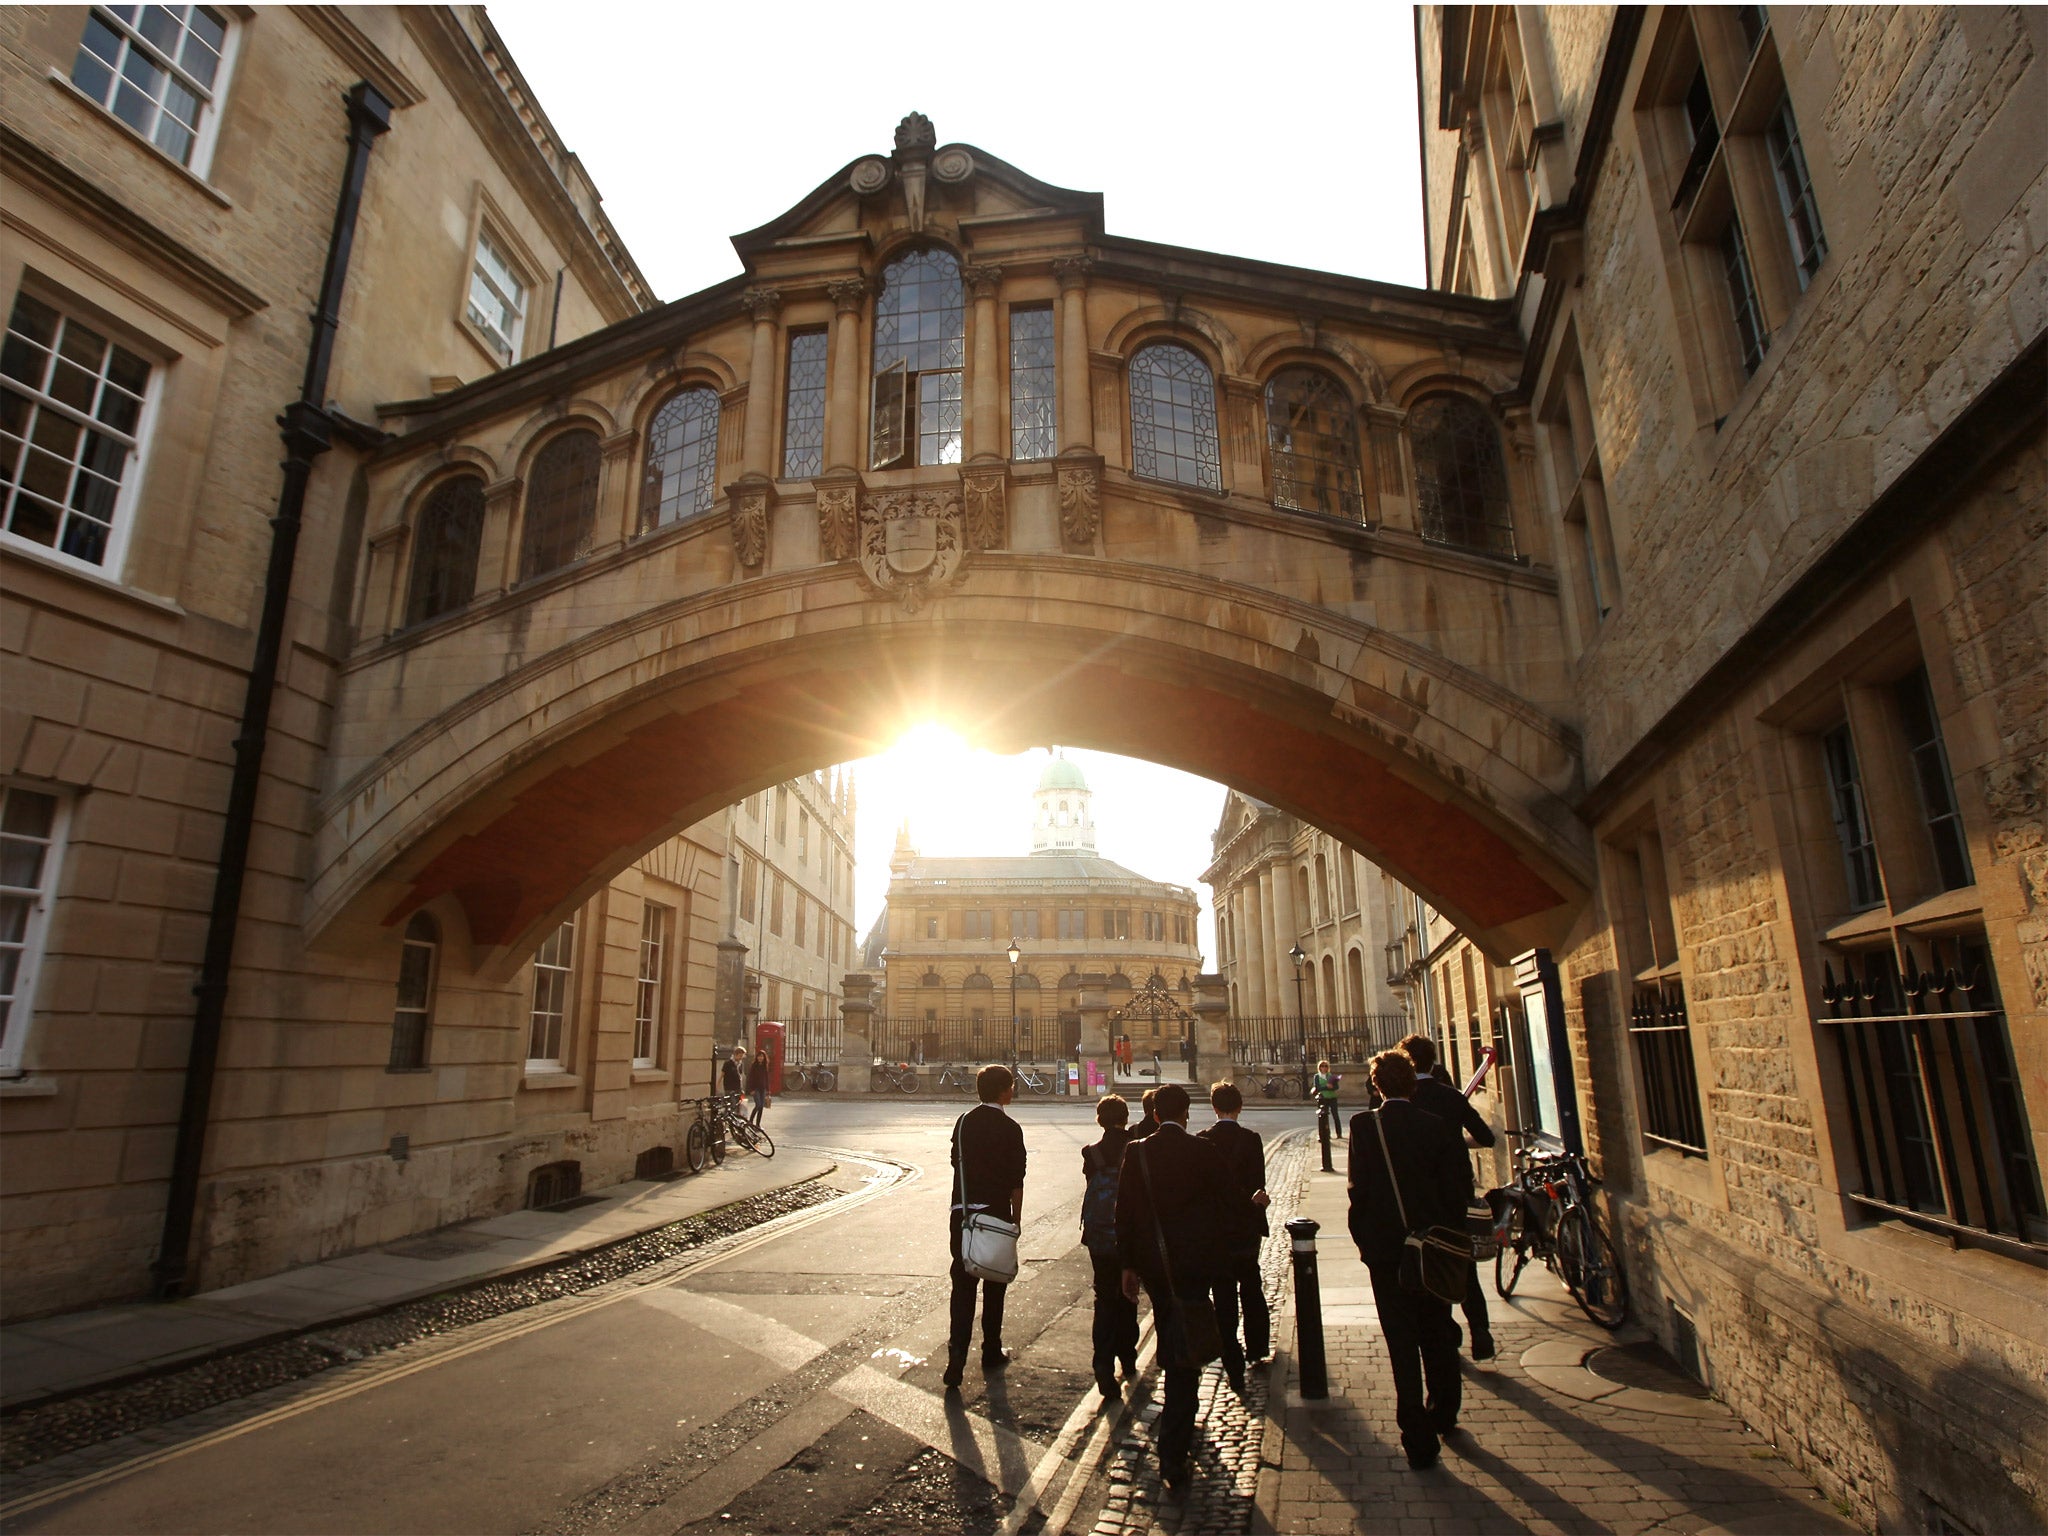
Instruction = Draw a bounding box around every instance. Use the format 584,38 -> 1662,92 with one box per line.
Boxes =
839,974 -> 875,1094
1078,975 -> 1110,1096
1193,973 -> 1231,1085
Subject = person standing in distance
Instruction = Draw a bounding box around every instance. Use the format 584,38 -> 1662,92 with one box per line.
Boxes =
944,1063 -> 1026,1389
1312,1058 -> 1343,1139
1199,1080 -> 1271,1396
1079,1093 -> 1138,1396
1399,1032 -> 1497,1361
722,1044 -> 745,1097
746,1046 -> 771,1128
1118,1082 -> 1233,1494
1347,1049 -> 1473,1469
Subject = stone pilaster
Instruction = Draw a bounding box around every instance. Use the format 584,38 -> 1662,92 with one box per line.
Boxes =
727,287 -> 782,572
1053,257 -> 1093,455
360,522 -> 408,638
825,277 -> 865,475
600,428 -> 640,547
473,476 -> 523,596
963,263 -> 1003,463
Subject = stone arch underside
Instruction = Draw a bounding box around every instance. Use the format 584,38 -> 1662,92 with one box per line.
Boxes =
313,561 -> 1592,974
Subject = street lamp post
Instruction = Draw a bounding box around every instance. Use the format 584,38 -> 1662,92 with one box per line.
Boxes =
1290,943 -> 1309,1099
1007,939 -> 1022,1069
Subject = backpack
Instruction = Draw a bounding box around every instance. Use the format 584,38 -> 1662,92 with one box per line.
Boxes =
1081,1144 -> 1120,1256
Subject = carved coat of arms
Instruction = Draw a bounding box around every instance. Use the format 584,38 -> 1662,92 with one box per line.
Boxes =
858,487 -> 964,612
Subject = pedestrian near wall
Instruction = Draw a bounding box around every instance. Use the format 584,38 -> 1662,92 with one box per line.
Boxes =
1400,1032 -> 1497,1360
1313,1058 -> 1343,1139
747,1047 -> 770,1128
1118,1081 -> 1233,1494
722,1045 -> 745,1096
1080,1093 -> 1139,1396
1199,1079 -> 1271,1396
945,1063 -> 1026,1389
1347,1049 -> 1473,1469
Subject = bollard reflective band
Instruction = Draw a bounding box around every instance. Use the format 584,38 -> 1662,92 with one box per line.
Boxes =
1291,1237 -> 1317,1253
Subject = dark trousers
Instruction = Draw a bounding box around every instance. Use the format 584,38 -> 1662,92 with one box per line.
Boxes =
948,1213 -> 1007,1361
1366,1261 -> 1463,1452
1211,1254 -> 1269,1373
749,1088 -> 766,1126
1461,1259 -> 1490,1343
1318,1101 -> 1343,1139
1145,1280 -> 1204,1472
1089,1249 -> 1138,1375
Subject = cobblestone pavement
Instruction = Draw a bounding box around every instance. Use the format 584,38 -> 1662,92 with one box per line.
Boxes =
1252,1164 -> 1863,1536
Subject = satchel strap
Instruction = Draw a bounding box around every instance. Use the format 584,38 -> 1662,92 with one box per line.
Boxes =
953,1112 -> 967,1213
1137,1140 -> 1179,1293
1372,1108 -> 1415,1233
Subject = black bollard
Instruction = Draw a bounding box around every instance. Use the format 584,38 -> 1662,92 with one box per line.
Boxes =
1318,1102 -> 1334,1172
1286,1217 -> 1329,1399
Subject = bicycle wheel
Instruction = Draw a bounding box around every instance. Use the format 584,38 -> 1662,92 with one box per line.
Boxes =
814,1067 -> 836,1093
1557,1205 -> 1629,1328
708,1125 -> 727,1166
684,1119 -> 709,1174
729,1119 -> 774,1158
1262,1076 -> 1282,1099
1493,1202 -> 1529,1297
1028,1072 -> 1052,1096
898,1069 -> 919,1093
871,1068 -> 889,1093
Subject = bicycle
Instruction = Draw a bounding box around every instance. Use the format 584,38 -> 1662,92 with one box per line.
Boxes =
683,1096 -> 726,1173
936,1062 -> 976,1094
788,1061 -> 837,1093
870,1058 -> 921,1093
1261,1071 -> 1302,1099
1491,1130 -> 1628,1328
1011,1062 -> 1054,1096
712,1091 -> 775,1158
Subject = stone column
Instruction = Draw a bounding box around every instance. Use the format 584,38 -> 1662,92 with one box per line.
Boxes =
824,278 -> 865,474
1256,866 -> 1284,1022
1053,258 -> 1092,454
1272,855 -> 1302,1012
963,264 -> 1003,460
1231,884 -> 1261,1017
839,973 -> 876,1092
726,287 -> 782,571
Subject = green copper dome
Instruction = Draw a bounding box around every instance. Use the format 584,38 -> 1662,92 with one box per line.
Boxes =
1037,754 -> 1088,792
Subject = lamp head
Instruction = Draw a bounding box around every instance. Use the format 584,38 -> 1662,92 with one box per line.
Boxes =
1007,940 -> 1021,966
1289,943 -> 1307,969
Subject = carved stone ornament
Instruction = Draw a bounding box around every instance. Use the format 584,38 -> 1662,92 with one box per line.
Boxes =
1052,255 -> 1093,290
817,482 -> 858,561
828,276 -> 867,312
731,488 -> 769,568
1057,463 -> 1101,550
962,263 -> 1003,300
858,486 -> 965,614
740,287 -> 782,322
932,146 -> 974,184
961,466 -> 1006,550
849,157 -> 891,195
894,111 -> 937,157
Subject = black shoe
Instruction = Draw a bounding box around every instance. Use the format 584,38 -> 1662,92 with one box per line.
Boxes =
1226,1367 -> 1247,1398
942,1355 -> 965,1389
1162,1458 -> 1192,1493
982,1347 -> 1012,1371
1120,1354 -> 1140,1381
1096,1368 -> 1120,1398
1426,1404 -> 1459,1437
1471,1331 -> 1496,1362
1406,1445 -> 1440,1470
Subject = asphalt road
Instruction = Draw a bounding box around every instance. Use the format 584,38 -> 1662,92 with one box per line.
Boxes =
10,1098 -> 1317,1536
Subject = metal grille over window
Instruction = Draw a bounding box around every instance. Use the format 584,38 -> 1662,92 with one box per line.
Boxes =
519,430 -> 600,581
781,332 -> 828,478
871,250 -> 963,468
1767,95 -> 1827,288
1265,367 -> 1365,521
2,293 -> 150,568
72,4 -> 228,169
404,476 -> 485,625
1410,395 -> 1516,557
1128,343 -> 1221,492
0,787 -> 61,1071
1821,723 -> 1884,910
527,917 -> 577,1069
641,387 -> 721,531
467,230 -> 526,364
1719,220 -> 1770,377
1820,937 -> 2044,1249
389,913 -> 437,1070
1009,307 -> 1056,460
1628,976 -> 1706,1153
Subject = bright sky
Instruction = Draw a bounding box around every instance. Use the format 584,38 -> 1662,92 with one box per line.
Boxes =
484,1 -> 1430,958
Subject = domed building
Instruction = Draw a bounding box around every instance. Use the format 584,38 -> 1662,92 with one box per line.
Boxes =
878,753 -> 1202,1065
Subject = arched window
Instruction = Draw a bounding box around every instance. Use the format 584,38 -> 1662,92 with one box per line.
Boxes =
963,972 -> 995,989
871,248 -> 964,469
1265,367 -> 1364,520
1410,395 -> 1516,557
1129,343 -> 1221,491
640,388 -> 720,532
519,429 -> 601,581
1108,971 -> 1132,991
404,476 -> 485,626
390,912 -> 438,1070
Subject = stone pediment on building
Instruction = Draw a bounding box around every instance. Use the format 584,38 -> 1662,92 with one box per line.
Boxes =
731,112 -> 1106,260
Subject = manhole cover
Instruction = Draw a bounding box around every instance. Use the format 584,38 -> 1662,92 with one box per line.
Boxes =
1588,1341 -> 1711,1398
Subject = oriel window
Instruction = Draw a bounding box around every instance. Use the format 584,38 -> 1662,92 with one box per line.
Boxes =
870,250 -> 964,469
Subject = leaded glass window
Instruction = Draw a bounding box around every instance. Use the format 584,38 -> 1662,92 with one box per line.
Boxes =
1767,94 -> 1828,289
1129,344 -> 1221,492
871,249 -> 964,468
71,5 -> 229,170
640,387 -> 720,532
1265,367 -> 1365,520
1009,307 -> 1056,461
2,292 -> 151,569
1410,395 -> 1516,557
519,430 -> 600,581
782,331 -> 828,478
404,476 -> 484,626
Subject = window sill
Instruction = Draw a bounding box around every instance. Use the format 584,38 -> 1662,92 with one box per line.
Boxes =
630,1067 -> 669,1084
0,1076 -> 60,1098
45,71 -> 233,208
521,1070 -> 581,1091
1822,886 -> 1981,947
1,536 -> 187,618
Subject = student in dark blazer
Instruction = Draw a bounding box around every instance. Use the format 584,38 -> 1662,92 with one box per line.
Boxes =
1129,1086 -> 1161,1141
1400,1032 -> 1497,1360
1080,1094 -> 1138,1396
1347,1049 -> 1474,1470
1117,1082 -> 1232,1494
945,1064 -> 1026,1389
1198,1080 -> 1270,1395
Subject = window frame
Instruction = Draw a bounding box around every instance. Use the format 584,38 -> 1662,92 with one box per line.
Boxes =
464,222 -> 531,368
781,329 -> 829,479
634,902 -> 670,1069
870,248 -> 966,470
389,911 -> 438,1072
1409,392 -> 1518,559
1008,304 -> 1057,462
525,915 -> 578,1073
68,4 -> 240,178
1128,341 -> 1223,493
517,428 -> 601,582
1264,366 -> 1367,522
0,783 -> 71,1076
639,385 -> 722,533
403,473 -> 486,627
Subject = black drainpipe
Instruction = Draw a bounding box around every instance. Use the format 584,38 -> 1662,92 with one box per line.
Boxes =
154,81 -> 392,1298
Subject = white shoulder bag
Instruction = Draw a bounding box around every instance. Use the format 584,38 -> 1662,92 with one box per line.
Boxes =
955,1112 -> 1020,1284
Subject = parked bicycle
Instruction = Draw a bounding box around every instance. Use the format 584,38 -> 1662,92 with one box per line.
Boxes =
684,1095 -> 726,1173
787,1061 -> 837,1093
936,1062 -> 976,1094
711,1091 -> 775,1158
1011,1062 -> 1054,1096
1490,1129 -> 1627,1328
1261,1071 -> 1302,1099
870,1058 -> 921,1093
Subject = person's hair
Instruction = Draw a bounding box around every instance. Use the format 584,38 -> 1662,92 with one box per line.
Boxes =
730,1045 -> 746,1056
977,1063 -> 1014,1102
1141,1087 -> 1158,1113
1210,1080 -> 1243,1115
1154,1082 -> 1191,1122
1370,1049 -> 1418,1100
1398,1032 -> 1437,1072
754,1046 -> 767,1059
1317,1058 -> 1332,1074
1096,1093 -> 1129,1128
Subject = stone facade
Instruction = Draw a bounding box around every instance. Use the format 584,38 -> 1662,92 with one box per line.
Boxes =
1420,8 -> 2046,1530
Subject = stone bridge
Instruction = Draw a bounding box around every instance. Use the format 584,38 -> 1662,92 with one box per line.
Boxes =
317,116 -> 1589,975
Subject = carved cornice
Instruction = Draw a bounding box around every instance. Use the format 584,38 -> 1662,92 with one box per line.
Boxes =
740,287 -> 783,322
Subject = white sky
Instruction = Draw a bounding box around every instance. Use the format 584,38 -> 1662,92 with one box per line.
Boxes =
484,1 -> 1430,957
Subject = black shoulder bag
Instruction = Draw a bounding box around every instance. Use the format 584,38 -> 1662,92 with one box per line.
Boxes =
1372,1109 -> 1474,1305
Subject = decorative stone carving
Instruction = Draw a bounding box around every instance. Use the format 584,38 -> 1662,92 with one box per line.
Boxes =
932,146 -> 974,184
960,466 -> 1006,550
849,157 -> 890,196
828,276 -> 867,312
1053,256 -> 1093,290
740,287 -> 783,322
1057,462 -> 1100,550
962,263 -> 1003,300
731,486 -> 769,568
857,485 -> 965,614
817,481 -> 859,561
894,112 -> 937,156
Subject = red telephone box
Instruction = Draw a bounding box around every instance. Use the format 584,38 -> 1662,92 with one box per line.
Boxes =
756,1021 -> 785,1093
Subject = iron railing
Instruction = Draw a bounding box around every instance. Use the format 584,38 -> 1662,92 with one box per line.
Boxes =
770,1017 -> 844,1067
869,1015 -> 1080,1066
1628,975 -> 1707,1153
1225,1014 -> 1409,1069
